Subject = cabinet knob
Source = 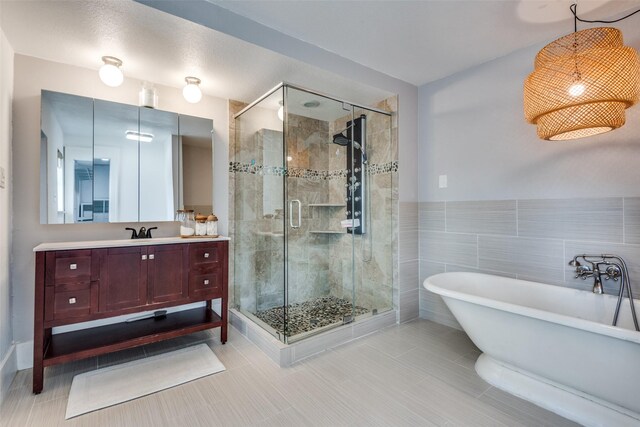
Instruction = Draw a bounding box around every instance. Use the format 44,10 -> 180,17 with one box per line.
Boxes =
204,253 -> 210,258
68,297 -> 77,304
141,255 -> 147,260
149,254 -> 155,260
204,279 -> 209,285
70,263 -> 77,270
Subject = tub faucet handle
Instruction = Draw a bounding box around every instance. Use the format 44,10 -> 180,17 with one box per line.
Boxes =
574,264 -> 591,279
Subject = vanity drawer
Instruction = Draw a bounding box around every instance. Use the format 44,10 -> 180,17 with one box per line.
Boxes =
189,269 -> 222,298
53,283 -> 91,320
189,243 -> 221,268
46,250 -> 93,285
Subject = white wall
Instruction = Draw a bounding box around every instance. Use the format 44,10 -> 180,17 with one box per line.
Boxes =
11,55 -> 229,367
419,31 -> 640,202
0,24 -> 15,403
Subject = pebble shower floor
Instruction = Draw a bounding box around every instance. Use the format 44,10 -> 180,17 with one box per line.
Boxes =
255,296 -> 369,337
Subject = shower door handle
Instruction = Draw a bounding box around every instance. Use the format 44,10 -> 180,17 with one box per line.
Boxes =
289,199 -> 301,229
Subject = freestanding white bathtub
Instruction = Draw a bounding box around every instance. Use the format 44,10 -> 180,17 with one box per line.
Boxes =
424,272 -> 640,427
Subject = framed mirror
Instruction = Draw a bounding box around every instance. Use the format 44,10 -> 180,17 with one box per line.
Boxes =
39,90 -> 214,224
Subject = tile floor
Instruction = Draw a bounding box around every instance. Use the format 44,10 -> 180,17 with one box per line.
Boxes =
0,319 -> 578,426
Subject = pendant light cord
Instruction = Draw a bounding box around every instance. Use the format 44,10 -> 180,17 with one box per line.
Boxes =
571,3 -> 640,32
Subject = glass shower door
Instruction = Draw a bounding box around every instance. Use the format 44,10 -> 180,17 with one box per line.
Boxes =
283,86 -> 357,343
233,87 -> 287,341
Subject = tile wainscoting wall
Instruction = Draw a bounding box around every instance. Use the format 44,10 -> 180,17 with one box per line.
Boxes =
419,197 -> 640,329
398,201 -> 419,323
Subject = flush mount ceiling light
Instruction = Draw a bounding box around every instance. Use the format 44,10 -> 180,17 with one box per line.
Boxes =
183,77 -> 202,103
125,130 -> 154,143
99,56 -> 124,87
524,4 -> 640,141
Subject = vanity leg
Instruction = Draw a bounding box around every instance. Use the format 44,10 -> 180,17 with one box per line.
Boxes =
33,252 -> 45,394
221,298 -> 228,345
32,339 -> 44,394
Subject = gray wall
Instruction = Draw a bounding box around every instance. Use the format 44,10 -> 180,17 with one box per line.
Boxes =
11,55 -> 229,368
0,23 -> 15,403
419,40 -> 640,202
418,25 -> 640,327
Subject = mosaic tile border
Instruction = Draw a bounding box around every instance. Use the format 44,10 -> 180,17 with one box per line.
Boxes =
229,161 -> 397,180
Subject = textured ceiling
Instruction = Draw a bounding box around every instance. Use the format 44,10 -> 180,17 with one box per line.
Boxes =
2,0 -> 640,103
210,0 -> 640,86
0,0 -> 393,107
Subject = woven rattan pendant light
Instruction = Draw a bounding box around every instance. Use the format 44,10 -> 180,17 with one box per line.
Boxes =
524,7 -> 640,141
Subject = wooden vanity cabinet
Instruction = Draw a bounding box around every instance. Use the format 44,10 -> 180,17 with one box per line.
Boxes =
33,238 -> 228,394
97,244 -> 189,311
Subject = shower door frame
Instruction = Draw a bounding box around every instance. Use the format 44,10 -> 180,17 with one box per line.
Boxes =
233,82 -> 393,344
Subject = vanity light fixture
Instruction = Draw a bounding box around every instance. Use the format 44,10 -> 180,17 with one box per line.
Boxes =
125,130 -> 154,143
99,56 -> 124,87
183,77 -> 202,103
524,4 -> 640,140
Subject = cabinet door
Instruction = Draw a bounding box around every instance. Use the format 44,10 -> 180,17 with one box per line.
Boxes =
99,247 -> 147,312
148,244 -> 188,304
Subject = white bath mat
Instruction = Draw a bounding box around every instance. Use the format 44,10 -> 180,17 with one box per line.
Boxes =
66,343 -> 225,419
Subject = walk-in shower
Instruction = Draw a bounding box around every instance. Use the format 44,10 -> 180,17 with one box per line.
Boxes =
232,83 -> 393,343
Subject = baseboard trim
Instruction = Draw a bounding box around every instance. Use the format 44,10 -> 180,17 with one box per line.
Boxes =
0,343 -> 17,405
16,340 -> 33,370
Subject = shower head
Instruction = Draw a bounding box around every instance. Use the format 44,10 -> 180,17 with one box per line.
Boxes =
332,133 -> 350,146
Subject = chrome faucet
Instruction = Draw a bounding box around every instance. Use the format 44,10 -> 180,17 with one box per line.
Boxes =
569,256 -> 604,293
569,254 -> 639,331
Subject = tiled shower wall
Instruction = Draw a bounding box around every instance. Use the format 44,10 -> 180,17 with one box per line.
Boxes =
419,197 -> 640,329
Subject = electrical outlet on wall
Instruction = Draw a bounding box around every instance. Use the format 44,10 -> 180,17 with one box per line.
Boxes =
439,174 -> 448,189
0,166 -> 5,189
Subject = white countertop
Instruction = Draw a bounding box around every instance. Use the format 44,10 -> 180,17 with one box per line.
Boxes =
33,236 -> 230,252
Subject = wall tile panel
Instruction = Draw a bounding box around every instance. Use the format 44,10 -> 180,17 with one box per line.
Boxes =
478,236 -> 564,285
519,198 -> 623,243
420,231 -> 477,267
419,201 -> 445,232
624,197 -> 640,244
446,200 -> 516,236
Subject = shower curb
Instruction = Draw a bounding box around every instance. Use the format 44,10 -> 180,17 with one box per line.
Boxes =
229,308 -> 397,366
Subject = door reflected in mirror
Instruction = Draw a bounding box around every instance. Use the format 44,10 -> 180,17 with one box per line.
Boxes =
40,90 -> 214,224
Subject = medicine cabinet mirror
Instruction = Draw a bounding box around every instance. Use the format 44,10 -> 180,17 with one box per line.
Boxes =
40,90 -> 213,224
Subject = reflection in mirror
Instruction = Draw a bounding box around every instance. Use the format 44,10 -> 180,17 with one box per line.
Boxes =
40,91 -> 93,224
40,90 -> 214,224
139,108 -> 178,222
94,99 -> 139,223
179,115 -> 214,214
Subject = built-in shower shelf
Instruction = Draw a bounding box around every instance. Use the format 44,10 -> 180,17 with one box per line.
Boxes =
309,230 -> 346,234
308,203 -> 346,207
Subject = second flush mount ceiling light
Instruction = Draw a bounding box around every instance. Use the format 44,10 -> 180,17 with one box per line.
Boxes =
524,4 -> 640,141
183,77 -> 202,103
99,56 -> 124,87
